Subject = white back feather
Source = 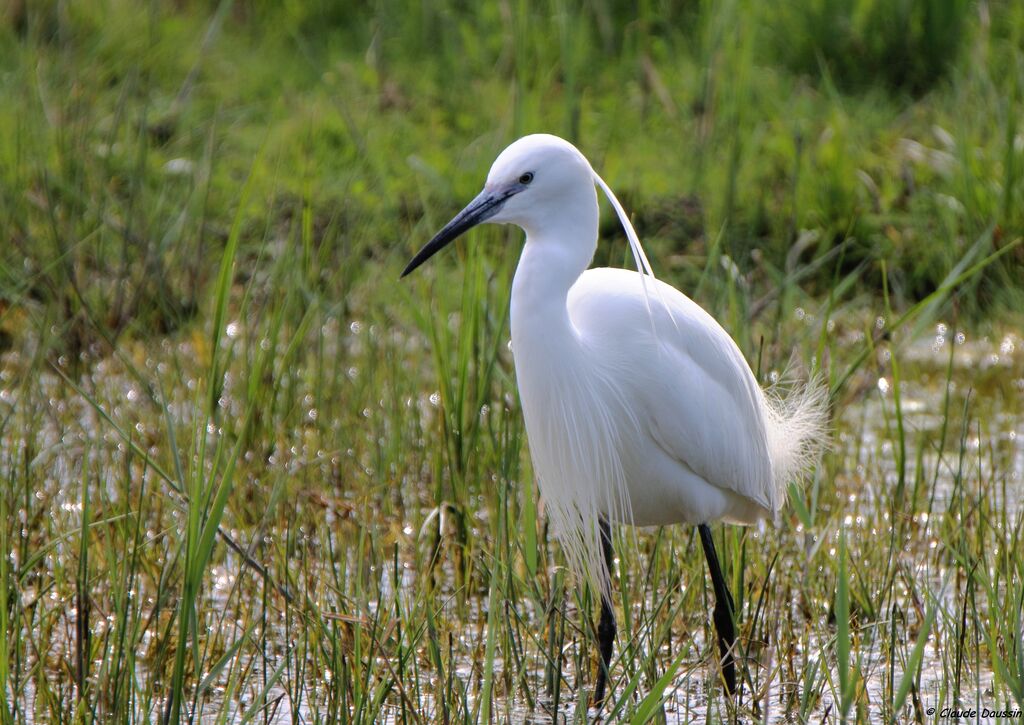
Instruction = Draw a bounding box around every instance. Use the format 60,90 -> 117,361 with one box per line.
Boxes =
594,167 -> 827,510
761,373 -> 831,513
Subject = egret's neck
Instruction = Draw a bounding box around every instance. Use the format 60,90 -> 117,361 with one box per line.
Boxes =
510,199 -> 598,331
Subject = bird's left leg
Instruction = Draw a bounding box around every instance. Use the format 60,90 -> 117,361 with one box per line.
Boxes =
591,517 -> 616,709
698,523 -> 737,694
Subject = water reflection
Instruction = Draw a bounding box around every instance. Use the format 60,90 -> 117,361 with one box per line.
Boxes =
1,317 -> 1020,722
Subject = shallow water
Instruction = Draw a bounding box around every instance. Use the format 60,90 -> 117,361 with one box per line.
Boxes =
2,321 -> 1021,722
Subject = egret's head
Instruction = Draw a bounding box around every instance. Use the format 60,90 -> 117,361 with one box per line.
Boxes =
401,134 -> 596,277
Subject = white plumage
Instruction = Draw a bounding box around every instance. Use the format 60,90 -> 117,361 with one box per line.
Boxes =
402,133 -> 828,700
492,135 -> 826,591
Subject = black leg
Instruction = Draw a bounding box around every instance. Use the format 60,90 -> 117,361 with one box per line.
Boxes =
698,523 -> 737,694
592,518 -> 616,709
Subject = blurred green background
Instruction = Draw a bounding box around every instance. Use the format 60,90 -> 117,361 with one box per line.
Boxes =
2,0 -> 1022,353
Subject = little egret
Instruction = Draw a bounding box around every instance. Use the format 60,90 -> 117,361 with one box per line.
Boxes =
402,134 -> 827,706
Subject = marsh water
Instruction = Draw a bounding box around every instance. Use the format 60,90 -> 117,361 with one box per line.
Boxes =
2,320 -> 1021,723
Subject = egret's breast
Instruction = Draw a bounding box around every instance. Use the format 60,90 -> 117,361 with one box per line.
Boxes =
511,317 -> 635,509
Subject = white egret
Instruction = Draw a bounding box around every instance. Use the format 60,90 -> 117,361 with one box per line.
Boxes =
402,134 -> 827,706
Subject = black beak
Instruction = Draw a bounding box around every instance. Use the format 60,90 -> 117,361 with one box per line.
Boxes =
401,189 -> 508,277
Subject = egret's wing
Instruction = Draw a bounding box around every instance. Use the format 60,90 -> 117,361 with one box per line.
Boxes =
569,268 -> 777,513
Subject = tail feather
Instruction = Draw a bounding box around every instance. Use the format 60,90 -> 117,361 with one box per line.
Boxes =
762,375 -> 830,512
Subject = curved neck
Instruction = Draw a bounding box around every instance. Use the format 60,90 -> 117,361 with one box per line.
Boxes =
510,192 -> 599,324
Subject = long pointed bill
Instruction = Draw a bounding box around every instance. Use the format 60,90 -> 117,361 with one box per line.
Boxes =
401,189 -> 507,277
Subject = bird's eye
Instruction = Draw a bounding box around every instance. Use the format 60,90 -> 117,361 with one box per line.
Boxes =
519,172 -> 534,185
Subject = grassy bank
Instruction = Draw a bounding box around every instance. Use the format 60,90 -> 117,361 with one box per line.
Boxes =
1,0 -> 1023,722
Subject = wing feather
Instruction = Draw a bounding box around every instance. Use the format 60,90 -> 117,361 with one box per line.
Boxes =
569,268 -> 777,513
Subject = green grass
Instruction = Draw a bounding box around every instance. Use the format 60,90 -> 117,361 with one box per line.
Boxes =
1,0 -> 1023,722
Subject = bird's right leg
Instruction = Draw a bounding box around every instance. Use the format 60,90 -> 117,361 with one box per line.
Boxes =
698,523 -> 737,694
591,517 -> 616,709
